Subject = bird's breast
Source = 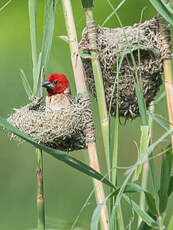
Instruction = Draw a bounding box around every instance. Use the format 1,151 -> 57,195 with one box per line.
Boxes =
46,94 -> 72,111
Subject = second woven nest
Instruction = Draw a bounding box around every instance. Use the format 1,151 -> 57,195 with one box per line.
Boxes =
8,94 -> 95,151
79,16 -> 172,119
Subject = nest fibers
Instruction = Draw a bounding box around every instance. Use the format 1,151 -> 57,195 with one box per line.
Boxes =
8,94 -> 95,151
79,16 -> 172,119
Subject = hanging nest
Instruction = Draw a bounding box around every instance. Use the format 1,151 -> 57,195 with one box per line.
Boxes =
79,16 -> 172,119
8,94 -> 95,151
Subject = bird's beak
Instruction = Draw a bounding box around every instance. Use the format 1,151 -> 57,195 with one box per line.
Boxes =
42,80 -> 54,93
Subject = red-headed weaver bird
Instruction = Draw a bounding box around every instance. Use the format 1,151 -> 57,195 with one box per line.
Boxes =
42,73 -> 73,110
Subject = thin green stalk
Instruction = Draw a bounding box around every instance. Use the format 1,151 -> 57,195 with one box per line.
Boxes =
111,57 -> 120,186
116,204 -> 124,230
112,108 -> 118,185
84,8 -> 110,174
36,148 -> 45,230
146,107 -> 160,223
28,0 -> 38,96
105,2 -> 149,194
0,0 -> 12,12
28,0 -> 38,72
91,52 -> 110,171
138,161 -> 149,226
112,59 -> 125,230
158,215 -> 165,230
105,0 -> 148,125
28,1 -> 46,229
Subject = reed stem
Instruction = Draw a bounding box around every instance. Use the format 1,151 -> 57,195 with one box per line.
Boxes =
137,103 -> 154,226
36,148 -> 45,230
84,8 -> 110,175
163,59 -> 173,149
61,1 -> 109,229
88,142 -> 109,230
160,6 -> 173,150
138,161 -> 149,226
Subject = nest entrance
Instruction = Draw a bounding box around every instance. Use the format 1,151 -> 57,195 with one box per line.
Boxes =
8,94 -> 95,151
79,16 -> 172,119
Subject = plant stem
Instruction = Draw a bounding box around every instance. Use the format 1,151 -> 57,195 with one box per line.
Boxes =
160,8 -> 173,150
61,0 -> 86,93
28,0 -> 38,71
111,60 -> 125,230
116,204 -> 124,230
111,57 -> 120,185
88,142 -> 109,230
139,108 -> 153,226
61,1 -> 109,229
158,215 -> 165,230
138,103 -> 154,226
163,59 -> 173,149
29,1 -> 45,229
0,0 -> 12,12
112,115 -> 118,185
138,161 -> 149,226
84,8 -> 110,174
36,148 -> 45,230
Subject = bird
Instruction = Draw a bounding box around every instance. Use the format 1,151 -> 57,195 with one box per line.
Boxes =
42,73 -> 73,111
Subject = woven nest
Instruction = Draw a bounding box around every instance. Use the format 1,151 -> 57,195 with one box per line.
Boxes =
8,94 -> 95,151
79,16 -> 172,119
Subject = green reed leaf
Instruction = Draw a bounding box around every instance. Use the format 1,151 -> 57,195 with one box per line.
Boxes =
0,116 -> 116,190
159,148 -> 173,213
20,69 -> 33,99
149,0 -> 173,25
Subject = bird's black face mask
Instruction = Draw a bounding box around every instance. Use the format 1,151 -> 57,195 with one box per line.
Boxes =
42,80 -> 54,94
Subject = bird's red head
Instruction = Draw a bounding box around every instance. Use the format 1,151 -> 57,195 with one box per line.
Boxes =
42,73 -> 69,96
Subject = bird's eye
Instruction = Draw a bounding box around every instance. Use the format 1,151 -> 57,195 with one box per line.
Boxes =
53,80 -> 58,85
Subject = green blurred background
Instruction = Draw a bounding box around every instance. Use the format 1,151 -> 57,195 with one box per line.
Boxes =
0,0 -> 172,229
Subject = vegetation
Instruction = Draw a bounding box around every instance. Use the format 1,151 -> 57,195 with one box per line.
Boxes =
0,0 -> 173,230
